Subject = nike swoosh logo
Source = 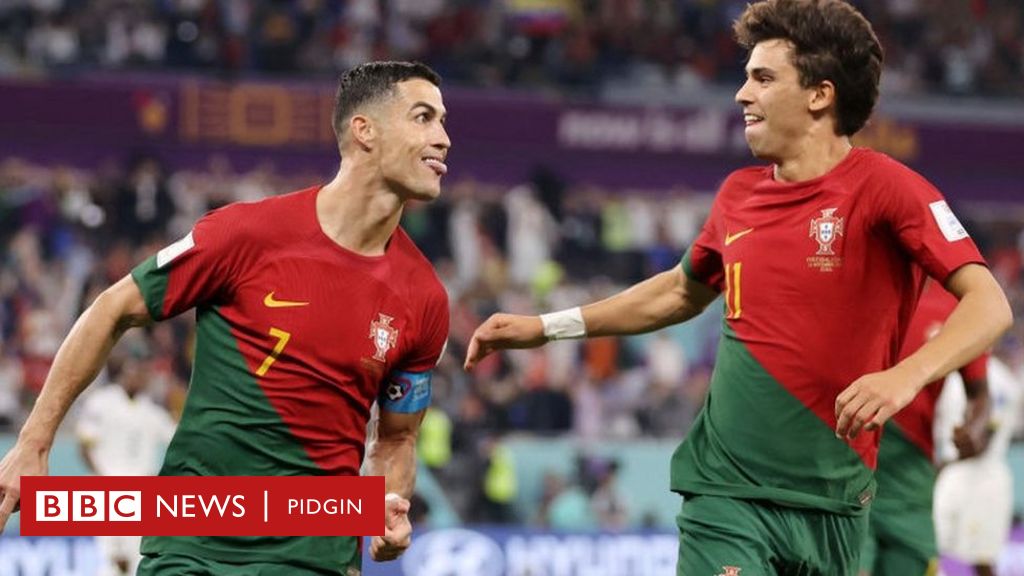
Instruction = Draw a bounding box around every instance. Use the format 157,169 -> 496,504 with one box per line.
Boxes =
263,292 -> 309,308
724,228 -> 754,246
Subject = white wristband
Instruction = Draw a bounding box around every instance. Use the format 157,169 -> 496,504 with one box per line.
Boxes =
540,307 -> 586,340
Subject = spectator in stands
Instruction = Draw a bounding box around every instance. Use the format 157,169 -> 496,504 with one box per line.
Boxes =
0,0 -> 1020,97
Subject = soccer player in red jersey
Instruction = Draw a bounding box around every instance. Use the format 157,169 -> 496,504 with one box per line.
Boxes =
861,282 -> 991,576
463,1 -> 1012,574
0,61 -> 451,574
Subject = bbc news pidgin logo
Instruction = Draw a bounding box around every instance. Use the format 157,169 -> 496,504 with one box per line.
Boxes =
36,490 -> 142,522
20,476 -> 383,536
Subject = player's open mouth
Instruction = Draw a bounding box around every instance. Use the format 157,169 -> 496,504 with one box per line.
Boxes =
423,157 -> 447,176
744,113 -> 764,126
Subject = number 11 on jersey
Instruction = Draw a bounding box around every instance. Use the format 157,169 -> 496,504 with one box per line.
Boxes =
724,262 -> 742,319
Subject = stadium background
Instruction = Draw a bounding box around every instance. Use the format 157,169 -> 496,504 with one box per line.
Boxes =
0,0 -> 1022,574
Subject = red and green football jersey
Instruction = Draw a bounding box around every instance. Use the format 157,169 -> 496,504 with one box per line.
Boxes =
875,284 -> 988,510
131,187 -> 449,571
673,148 -> 985,515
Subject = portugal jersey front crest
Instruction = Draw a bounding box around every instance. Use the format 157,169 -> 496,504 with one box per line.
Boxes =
370,313 -> 399,362
809,208 -> 844,255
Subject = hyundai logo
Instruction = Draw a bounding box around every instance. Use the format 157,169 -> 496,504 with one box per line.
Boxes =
402,528 -> 505,576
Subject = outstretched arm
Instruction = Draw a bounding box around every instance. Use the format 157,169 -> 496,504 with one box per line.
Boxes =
835,264 -> 1011,439
465,265 -> 718,369
364,407 -> 425,561
0,275 -> 152,529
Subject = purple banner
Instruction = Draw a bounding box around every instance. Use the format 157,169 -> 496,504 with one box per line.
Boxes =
1,75 -> 1021,201
0,528 -> 1022,575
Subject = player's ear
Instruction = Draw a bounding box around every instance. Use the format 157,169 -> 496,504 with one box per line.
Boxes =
809,79 -> 835,113
350,114 -> 376,151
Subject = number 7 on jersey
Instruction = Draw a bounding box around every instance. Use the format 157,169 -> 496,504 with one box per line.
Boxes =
256,327 -> 292,376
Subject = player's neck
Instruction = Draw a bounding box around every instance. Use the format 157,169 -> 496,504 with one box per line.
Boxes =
772,134 -> 852,183
317,168 -> 404,257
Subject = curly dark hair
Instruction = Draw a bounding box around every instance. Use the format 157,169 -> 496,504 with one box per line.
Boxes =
332,61 -> 442,141
734,0 -> 884,136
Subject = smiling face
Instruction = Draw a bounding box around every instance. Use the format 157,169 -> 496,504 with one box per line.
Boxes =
371,78 -> 451,202
735,39 -> 821,163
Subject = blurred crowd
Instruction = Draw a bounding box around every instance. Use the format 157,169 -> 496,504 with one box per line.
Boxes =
0,0 -> 1021,98
1,155 -> 1023,526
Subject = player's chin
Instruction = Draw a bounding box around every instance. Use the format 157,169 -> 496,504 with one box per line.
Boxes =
407,182 -> 442,202
744,138 -> 765,158
746,141 -> 776,162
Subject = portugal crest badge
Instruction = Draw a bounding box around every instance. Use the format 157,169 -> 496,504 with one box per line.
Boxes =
809,208 -> 844,255
369,313 -> 399,362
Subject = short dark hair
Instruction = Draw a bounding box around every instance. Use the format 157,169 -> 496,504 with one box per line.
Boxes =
734,0 -> 883,136
332,61 -> 442,141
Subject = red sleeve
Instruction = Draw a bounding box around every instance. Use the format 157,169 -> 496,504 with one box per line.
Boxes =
400,285 -> 450,372
959,351 -> 990,383
681,193 -> 725,292
879,164 -> 986,283
131,205 -> 245,320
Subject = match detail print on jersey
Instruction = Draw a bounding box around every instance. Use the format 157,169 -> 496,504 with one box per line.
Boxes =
156,232 -> 194,268
928,201 -> 969,242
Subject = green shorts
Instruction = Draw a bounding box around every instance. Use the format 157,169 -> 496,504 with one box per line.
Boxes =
137,552 -> 362,576
676,495 -> 868,576
859,503 -> 938,576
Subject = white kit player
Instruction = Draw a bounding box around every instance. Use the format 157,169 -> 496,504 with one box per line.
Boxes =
934,356 -> 1022,576
76,338 -> 176,576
